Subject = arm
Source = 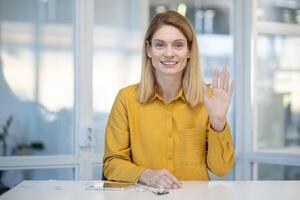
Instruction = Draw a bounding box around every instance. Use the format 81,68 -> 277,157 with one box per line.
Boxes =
206,121 -> 235,176
203,67 -> 235,176
103,90 -> 145,182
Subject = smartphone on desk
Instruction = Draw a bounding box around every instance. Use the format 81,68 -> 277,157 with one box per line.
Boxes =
86,181 -> 134,191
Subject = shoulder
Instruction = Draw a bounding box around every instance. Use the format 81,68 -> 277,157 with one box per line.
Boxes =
119,84 -> 138,96
117,84 -> 139,103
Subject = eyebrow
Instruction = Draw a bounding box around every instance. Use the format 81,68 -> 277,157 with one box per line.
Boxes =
152,39 -> 186,43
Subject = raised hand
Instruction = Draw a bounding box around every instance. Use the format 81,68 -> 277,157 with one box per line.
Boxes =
138,168 -> 182,189
203,67 -> 235,132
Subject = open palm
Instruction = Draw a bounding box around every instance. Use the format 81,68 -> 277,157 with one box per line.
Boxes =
203,67 -> 235,131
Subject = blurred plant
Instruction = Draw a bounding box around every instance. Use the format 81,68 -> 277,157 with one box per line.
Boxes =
0,116 -> 13,194
13,142 -> 44,154
0,115 -> 45,194
0,115 -> 13,156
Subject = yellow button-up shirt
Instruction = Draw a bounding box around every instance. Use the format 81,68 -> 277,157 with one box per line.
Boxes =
103,84 -> 234,182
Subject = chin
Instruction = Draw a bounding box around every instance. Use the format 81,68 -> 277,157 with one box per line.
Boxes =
162,66 -> 185,73
159,69 -> 184,76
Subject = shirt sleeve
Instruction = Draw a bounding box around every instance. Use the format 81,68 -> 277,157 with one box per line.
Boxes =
206,121 -> 235,177
103,90 -> 145,183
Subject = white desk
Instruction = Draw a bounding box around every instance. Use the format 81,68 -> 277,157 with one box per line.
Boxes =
1,180 -> 300,200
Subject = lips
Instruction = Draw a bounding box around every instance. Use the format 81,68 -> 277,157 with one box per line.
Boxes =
160,61 -> 178,68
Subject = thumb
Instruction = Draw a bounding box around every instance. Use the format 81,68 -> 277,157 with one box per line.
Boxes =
202,82 -> 209,101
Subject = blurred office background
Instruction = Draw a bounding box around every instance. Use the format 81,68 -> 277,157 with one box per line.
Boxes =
0,0 -> 300,194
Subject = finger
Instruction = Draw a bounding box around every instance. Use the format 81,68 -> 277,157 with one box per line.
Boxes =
151,181 -> 160,188
161,174 -> 180,189
228,80 -> 236,97
223,68 -> 229,91
163,174 -> 181,189
159,175 -> 174,189
212,68 -> 219,88
155,178 -> 170,189
162,170 -> 182,188
149,174 -> 161,187
160,174 -> 173,185
219,67 -> 225,89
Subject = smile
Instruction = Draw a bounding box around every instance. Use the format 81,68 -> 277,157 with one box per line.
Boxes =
160,61 -> 178,67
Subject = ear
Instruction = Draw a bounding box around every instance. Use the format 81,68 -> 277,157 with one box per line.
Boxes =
146,40 -> 151,58
187,50 -> 191,59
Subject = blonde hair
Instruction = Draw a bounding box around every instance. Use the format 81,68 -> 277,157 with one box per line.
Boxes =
137,10 -> 203,107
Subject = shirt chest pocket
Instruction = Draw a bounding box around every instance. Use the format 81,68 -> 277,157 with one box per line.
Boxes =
177,127 -> 206,165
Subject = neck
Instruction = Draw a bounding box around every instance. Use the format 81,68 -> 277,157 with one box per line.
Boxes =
155,72 -> 183,104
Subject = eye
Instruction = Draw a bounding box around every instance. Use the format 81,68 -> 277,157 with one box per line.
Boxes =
174,42 -> 184,49
154,42 -> 166,49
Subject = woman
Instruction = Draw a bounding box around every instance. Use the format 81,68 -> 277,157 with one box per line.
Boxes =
103,10 -> 235,189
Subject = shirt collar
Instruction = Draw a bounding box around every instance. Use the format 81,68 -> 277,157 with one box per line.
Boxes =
176,88 -> 186,102
148,88 -> 186,103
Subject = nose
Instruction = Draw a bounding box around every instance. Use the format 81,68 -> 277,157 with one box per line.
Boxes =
164,45 -> 175,58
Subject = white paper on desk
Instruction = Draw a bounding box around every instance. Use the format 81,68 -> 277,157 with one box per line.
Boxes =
20,180 -> 89,191
85,182 -> 104,190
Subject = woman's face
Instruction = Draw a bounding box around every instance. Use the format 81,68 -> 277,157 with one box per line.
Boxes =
147,25 -> 190,77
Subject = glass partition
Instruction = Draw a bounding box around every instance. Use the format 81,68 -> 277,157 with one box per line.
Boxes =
257,0 -> 300,24
255,163 -> 300,180
0,0 -> 74,156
